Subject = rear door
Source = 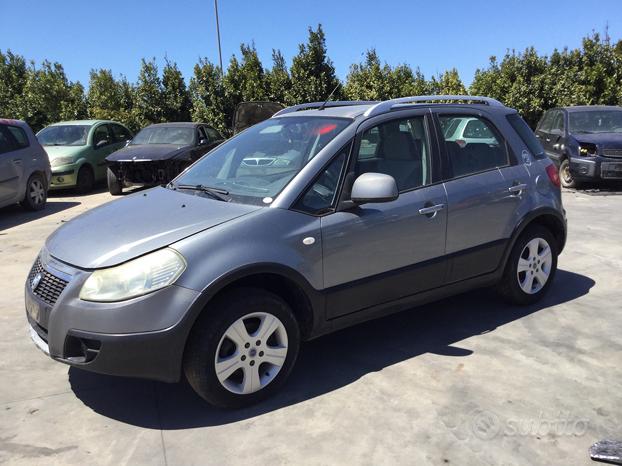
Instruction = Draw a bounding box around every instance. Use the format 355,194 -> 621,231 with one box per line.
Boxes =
0,124 -> 25,204
435,110 -> 518,283
320,109 -> 448,318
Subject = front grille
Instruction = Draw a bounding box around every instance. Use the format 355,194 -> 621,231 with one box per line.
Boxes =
603,149 -> 622,158
28,258 -> 69,306
601,162 -> 622,179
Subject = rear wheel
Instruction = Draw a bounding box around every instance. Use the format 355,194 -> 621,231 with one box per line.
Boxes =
184,288 -> 300,408
497,225 -> 558,305
20,173 -> 47,211
559,158 -> 578,189
76,165 -> 95,194
107,168 -> 123,195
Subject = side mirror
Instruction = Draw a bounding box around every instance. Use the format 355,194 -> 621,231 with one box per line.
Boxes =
95,139 -> 108,148
350,173 -> 398,205
125,139 -> 132,147
199,138 -> 208,146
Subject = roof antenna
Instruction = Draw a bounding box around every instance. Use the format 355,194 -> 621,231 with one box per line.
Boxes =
318,83 -> 341,111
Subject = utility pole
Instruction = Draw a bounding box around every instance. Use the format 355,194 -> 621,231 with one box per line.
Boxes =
214,0 -> 224,76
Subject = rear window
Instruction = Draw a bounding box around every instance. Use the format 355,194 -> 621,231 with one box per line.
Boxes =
507,114 -> 546,160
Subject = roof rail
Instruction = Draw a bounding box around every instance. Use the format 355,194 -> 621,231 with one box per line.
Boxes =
273,100 -> 379,117
363,95 -> 504,118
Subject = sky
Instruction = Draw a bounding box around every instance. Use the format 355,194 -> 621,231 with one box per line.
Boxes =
1,0 -> 621,88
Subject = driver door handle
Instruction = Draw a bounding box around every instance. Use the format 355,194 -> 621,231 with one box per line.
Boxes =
418,203 -> 445,216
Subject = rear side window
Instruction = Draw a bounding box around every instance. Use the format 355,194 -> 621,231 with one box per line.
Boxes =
438,115 -> 509,178
6,125 -> 29,149
0,126 -> 16,154
506,114 -> 546,160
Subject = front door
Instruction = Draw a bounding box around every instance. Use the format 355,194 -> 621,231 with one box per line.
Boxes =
0,125 -> 23,204
321,110 -> 448,319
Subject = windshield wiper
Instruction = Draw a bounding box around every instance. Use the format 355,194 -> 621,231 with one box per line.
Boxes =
175,184 -> 230,202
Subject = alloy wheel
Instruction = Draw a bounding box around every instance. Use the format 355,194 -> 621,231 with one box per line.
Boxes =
214,312 -> 288,395
29,179 -> 45,205
517,237 -> 553,294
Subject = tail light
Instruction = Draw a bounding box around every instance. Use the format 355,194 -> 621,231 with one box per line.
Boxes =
545,163 -> 561,188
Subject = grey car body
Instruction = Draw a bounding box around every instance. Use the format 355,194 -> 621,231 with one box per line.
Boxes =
0,119 -> 51,210
25,96 -> 566,407
535,105 -> 622,187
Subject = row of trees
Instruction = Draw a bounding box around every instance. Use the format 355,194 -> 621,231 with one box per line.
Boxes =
1,26 -> 621,134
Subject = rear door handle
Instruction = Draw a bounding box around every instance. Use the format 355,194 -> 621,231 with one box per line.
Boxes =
418,203 -> 445,216
508,183 -> 528,193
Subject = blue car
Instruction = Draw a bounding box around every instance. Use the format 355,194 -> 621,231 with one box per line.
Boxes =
535,106 -> 622,188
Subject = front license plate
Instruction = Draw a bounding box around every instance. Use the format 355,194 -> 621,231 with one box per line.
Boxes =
601,162 -> 622,179
25,291 -> 49,326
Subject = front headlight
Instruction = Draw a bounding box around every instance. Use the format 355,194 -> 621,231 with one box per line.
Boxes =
578,143 -> 597,157
79,248 -> 186,302
51,156 -> 75,167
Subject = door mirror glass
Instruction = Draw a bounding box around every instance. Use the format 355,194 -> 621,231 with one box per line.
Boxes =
350,173 -> 398,205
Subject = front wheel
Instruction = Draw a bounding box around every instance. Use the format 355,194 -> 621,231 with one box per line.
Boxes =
107,168 -> 123,195
76,165 -> 95,194
559,158 -> 578,189
497,226 -> 558,305
184,288 -> 300,408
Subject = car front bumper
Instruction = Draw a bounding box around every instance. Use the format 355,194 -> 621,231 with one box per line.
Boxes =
570,156 -> 622,181
50,165 -> 78,189
24,251 -> 205,382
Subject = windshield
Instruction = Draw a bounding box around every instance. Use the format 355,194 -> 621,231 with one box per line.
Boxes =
131,126 -> 195,145
37,125 -> 89,146
569,110 -> 622,134
173,116 -> 351,205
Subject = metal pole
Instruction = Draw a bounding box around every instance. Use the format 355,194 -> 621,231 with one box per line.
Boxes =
214,0 -> 223,76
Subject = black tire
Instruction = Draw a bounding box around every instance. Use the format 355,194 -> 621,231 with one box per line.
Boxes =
559,158 -> 579,189
20,173 -> 47,211
184,287 -> 300,408
497,225 -> 558,305
76,165 -> 95,194
107,168 -> 123,195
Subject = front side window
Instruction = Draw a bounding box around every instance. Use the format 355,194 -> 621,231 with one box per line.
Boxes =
538,111 -> 554,133
550,111 -> 565,134
295,148 -> 348,215
353,116 -> 431,192
37,125 -> 89,146
174,116 -> 351,205
439,115 -> 508,178
207,127 -> 221,140
131,126 -> 195,145
111,124 -> 131,143
569,110 -> 622,134
93,125 -> 111,146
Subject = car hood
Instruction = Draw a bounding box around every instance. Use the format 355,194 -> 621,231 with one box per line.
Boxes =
107,144 -> 191,162
573,132 -> 622,147
43,145 -> 85,160
45,187 -> 261,268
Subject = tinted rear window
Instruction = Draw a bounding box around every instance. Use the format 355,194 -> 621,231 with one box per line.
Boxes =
506,114 -> 546,160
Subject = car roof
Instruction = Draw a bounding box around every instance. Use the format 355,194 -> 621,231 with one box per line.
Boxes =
0,118 -> 29,128
275,96 -> 516,120
47,119 -> 120,126
146,122 -> 203,128
558,105 -> 622,113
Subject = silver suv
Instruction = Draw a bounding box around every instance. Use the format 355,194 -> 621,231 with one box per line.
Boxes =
0,119 -> 51,210
25,96 -> 566,408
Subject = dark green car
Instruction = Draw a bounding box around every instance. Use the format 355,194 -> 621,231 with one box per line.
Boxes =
37,120 -> 132,193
